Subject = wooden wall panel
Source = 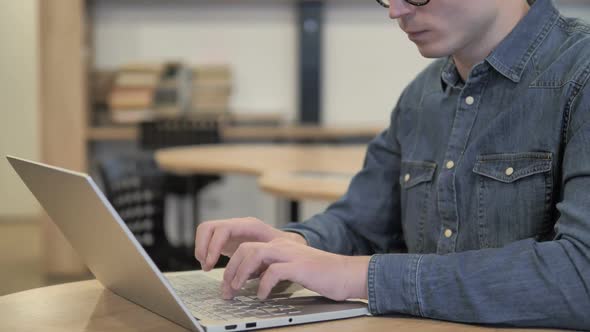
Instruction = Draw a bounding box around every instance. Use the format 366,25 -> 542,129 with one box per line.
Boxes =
39,0 -> 89,276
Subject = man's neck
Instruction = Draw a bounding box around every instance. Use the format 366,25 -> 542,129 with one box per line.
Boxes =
453,1 -> 531,81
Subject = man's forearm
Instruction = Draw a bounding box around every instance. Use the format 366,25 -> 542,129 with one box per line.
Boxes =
282,129 -> 406,256
368,238 -> 590,329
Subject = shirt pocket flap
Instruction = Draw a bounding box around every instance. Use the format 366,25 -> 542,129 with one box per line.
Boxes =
473,152 -> 552,184
400,161 -> 437,189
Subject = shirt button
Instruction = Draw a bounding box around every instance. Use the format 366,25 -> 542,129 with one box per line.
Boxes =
444,229 -> 453,238
465,96 -> 475,105
404,173 -> 411,182
446,160 -> 455,169
505,167 -> 514,176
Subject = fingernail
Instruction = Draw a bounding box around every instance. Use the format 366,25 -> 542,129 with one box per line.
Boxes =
222,286 -> 233,299
231,279 -> 240,290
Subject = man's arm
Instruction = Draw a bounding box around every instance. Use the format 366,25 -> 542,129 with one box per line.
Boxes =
368,110 -> 590,330
282,103 -> 405,256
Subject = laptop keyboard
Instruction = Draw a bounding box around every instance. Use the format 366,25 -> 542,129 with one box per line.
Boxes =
170,274 -> 304,321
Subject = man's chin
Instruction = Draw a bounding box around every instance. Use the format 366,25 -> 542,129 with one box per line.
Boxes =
415,44 -> 452,59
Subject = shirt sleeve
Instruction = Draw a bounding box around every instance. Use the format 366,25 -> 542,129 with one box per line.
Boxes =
282,97 -> 406,256
367,100 -> 590,330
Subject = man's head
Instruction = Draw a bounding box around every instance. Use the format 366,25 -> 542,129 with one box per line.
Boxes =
386,0 -> 530,64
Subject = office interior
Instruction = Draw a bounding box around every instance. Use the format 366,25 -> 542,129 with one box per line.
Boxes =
1,0 -> 589,299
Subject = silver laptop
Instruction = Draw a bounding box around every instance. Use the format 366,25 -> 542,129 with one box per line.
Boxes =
7,156 -> 368,332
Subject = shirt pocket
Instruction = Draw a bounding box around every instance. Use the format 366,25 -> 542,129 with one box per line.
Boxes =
400,160 -> 437,253
472,152 -> 553,248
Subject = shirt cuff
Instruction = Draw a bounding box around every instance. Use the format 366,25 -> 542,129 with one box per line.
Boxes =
368,253 -> 424,317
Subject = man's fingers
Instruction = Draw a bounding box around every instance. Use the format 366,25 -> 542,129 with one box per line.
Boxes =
231,248 -> 265,290
221,269 -> 263,300
257,263 -> 296,300
204,227 -> 231,271
229,242 -> 287,291
223,242 -> 251,284
195,222 -> 215,265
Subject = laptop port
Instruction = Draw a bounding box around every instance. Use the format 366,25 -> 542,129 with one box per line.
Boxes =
224,325 -> 237,330
245,322 -> 257,328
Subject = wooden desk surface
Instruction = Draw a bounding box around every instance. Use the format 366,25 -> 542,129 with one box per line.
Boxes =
0,276 -> 561,332
155,144 -> 366,202
155,144 -> 366,177
258,171 -> 354,202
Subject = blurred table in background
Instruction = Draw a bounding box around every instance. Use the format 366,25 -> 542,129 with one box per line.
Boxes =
155,144 -> 366,176
258,171 -> 354,202
155,144 -> 366,222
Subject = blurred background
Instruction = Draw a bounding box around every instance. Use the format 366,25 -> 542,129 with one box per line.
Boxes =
1,0 -> 589,297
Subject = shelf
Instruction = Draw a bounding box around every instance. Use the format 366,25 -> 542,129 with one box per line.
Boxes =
222,125 -> 383,140
87,124 -> 384,142
87,126 -> 138,141
86,112 -> 286,141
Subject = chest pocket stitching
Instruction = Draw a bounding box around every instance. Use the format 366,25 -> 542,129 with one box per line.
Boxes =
400,161 -> 437,189
472,152 -> 554,247
473,153 -> 552,183
400,160 -> 437,253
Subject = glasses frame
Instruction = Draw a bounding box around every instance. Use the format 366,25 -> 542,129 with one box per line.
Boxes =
376,0 -> 430,8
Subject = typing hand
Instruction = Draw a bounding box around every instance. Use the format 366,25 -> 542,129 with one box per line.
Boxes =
221,238 -> 370,301
194,217 -> 306,271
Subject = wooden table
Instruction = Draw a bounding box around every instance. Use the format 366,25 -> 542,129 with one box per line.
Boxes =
155,144 -> 366,177
0,276 -> 561,332
155,144 -> 365,220
258,171 -> 354,202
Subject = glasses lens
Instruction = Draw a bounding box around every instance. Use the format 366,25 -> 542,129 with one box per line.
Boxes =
406,0 -> 429,5
376,0 -> 429,8
376,0 -> 390,8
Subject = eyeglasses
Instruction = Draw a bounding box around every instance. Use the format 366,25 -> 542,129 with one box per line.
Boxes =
375,0 -> 430,8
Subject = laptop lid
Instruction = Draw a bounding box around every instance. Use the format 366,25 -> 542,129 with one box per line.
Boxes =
7,156 -> 203,332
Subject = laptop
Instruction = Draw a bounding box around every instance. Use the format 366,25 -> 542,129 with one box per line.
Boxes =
7,156 -> 369,332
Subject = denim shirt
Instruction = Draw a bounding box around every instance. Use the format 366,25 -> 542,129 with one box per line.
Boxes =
283,0 -> 590,329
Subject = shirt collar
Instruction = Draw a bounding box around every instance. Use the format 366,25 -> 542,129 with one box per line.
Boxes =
486,0 -> 560,83
440,0 -> 560,91
440,57 -> 462,91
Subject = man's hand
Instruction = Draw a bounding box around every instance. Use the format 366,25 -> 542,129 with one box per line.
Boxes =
221,238 -> 370,301
194,217 -> 306,271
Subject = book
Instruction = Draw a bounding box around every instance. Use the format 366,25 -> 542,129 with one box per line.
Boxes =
108,62 -> 167,124
193,65 -> 231,81
190,64 -> 233,114
110,109 -> 157,124
115,72 -> 160,88
119,62 -> 167,73
108,87 -> 155,109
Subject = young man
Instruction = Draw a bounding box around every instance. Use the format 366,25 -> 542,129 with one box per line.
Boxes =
194,0 -> 590,329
